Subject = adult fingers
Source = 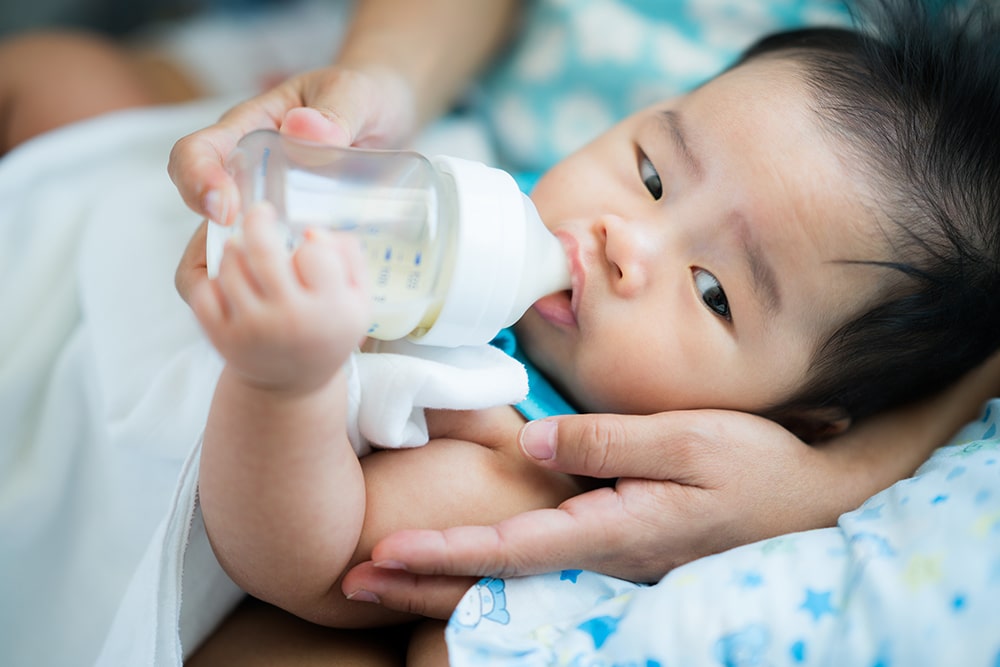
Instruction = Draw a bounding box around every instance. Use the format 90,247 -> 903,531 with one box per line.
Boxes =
279,107 -> 354,147
365,485 -> 656,580
169,67 -> 414,223
168,84 -> 302,223
240,203 -> 295,297
167,128 -> 241,225
517,411 -> 740,484
276,69 -> 367,146
279,66 -> 416,149
341,562 -> 474,621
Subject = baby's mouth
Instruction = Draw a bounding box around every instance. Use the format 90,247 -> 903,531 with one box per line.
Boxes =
553,229 -> 583,324
532,289 -> 576,327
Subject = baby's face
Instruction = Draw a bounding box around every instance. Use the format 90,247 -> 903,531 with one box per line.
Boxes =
516,57 -> 889,416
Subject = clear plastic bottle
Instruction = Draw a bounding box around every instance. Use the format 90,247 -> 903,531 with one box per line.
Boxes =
206,130 -> 570,347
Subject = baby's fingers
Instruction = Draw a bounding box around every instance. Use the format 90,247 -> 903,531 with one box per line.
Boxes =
294,228 -> 368,293
241,202 -> 295,296
294,228 -> 372,338
188,276 -> 228,340
214,238 -> 263,317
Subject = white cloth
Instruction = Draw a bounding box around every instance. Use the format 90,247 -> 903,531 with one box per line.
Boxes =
0,100 -> 228,667
0,98 -> 517,666
347,340 -> 527,454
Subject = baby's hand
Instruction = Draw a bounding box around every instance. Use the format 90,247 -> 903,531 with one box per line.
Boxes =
189,203 -> 372,394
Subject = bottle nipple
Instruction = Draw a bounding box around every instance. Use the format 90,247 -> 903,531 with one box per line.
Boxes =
411,156 -> 571,347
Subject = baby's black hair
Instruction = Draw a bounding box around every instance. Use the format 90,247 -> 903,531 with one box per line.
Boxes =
742,0 -> 1000,438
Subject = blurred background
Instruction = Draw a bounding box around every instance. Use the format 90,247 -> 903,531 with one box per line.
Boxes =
0,0 -> 354,103
0,0 -> 285,37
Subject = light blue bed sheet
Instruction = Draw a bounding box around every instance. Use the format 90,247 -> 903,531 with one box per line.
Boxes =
446,400 -> 1000,666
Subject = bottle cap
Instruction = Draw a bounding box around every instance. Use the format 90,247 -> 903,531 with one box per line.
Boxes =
413,156 -> 571,347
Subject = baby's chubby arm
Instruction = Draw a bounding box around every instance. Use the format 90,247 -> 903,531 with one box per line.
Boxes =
184,208 -> 584,627
300,406 -> 588,628
188,204 -> 375,615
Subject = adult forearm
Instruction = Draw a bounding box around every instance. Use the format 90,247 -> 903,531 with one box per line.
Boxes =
335,0 -> 522,128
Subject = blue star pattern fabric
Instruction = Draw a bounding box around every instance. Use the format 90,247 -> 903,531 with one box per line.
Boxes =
478,0 -> 851,173
445,398 -> 1000,665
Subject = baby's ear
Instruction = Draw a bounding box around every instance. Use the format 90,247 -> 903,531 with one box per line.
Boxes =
782,407 -> 852,443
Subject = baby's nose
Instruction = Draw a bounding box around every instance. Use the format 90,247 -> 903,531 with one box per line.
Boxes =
597,214 -> 652,297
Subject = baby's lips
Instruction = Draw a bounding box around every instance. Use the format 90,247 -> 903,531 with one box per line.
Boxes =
554,229 -> 585,322
532,290 -> 576,328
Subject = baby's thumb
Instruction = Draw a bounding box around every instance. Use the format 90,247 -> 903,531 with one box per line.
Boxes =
279,107 -> 354,147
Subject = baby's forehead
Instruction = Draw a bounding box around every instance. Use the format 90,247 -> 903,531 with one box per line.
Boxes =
695,62 -> 894,317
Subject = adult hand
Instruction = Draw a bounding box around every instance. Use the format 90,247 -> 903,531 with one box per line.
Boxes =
168,64 -> 416,226
340,408 -> 841,618
167,0 -> 520,228
341,346 -> 1000,620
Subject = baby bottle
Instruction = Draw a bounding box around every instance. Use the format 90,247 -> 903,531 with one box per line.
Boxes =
206,130 -> 570,347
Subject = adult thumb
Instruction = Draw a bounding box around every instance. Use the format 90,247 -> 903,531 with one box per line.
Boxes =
279,107 -> 355,147
517,413 -> 673,479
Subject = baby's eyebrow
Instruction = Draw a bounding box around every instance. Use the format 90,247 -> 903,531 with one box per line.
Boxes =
734,212 -> 782,317
658,110 -> 704,180
659,108 -> 780,317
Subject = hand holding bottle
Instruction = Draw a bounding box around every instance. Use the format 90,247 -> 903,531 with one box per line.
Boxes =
168,64 -> 417,227
208,130 -> 569,347
188,202 -> 372,395
168,0 -> 521,228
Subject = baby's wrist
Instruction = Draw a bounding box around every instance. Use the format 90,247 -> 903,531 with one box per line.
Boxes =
226,359 -> 349,401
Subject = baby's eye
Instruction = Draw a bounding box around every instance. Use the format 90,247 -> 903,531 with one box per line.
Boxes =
694,269 -> 731,321
638,154 -> 663,200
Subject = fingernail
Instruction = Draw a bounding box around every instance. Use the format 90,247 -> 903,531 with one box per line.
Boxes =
372,559 -> 407,571
203,190 -> 223,224
345,589 -> 381,604
519,419 -> 557,461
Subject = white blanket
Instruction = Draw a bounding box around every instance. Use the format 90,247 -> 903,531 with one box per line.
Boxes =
0,100 -> 229,667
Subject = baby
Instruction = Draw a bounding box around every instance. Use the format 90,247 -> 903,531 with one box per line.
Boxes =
187,0 -> 1000,641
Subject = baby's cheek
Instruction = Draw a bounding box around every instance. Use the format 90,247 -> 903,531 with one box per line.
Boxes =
576,357 -> 676,416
